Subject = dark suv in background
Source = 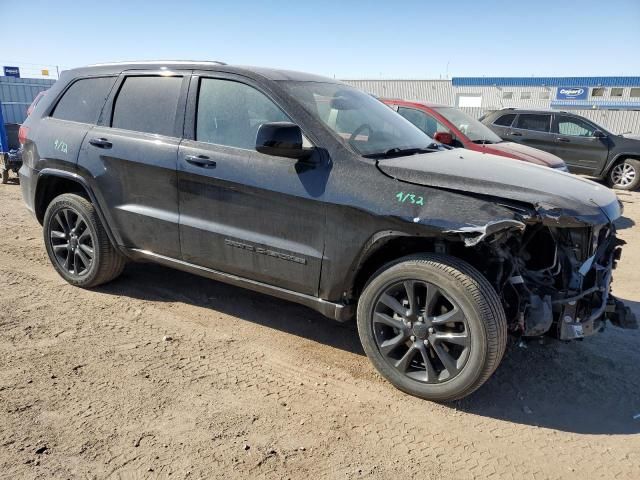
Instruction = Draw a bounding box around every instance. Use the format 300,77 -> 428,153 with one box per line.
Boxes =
481,108 -> 640,190
18,62 -> 635,402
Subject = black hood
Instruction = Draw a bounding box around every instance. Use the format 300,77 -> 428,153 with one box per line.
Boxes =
377,149 -> 621,226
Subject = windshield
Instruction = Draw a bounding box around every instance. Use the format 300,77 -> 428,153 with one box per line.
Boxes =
434,107 -> 502,144
281,81 -> 433,156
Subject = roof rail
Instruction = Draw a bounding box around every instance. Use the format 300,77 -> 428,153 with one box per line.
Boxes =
87,60 -> 227,67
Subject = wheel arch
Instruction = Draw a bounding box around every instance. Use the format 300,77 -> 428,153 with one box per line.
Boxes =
347,232 -> 467,302
602,153 -> 640,178
35,169 -> 121,250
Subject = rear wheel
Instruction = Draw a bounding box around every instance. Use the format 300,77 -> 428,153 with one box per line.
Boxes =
608,158 -> 640,190
357,254 -> 507,402
43,193 -> 126,288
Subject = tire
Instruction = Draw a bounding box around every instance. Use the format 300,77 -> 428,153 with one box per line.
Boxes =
607,158 -> 640,190
43,193 -> 126,288
357,254 -> 507,402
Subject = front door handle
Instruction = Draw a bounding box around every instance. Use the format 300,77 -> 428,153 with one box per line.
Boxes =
185,154 -> 216,168
557,137 -> 570,142
89,137 -> 112,149
509,131 -> 523,137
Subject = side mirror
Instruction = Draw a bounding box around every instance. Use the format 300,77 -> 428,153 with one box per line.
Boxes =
434,131 -> 454,145
256,122 -> 313,160
593,130 -> 606,138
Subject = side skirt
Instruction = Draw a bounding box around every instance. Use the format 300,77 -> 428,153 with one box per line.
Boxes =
126,248 -> 354,322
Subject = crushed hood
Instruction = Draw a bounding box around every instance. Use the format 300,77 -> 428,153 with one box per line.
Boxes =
378,149 -> 621,226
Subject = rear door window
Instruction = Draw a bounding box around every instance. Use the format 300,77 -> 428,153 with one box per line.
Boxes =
493,113 -> 516,127
51,77 -> 115,124
111,76 -> 183,136
514,114 -> 551,133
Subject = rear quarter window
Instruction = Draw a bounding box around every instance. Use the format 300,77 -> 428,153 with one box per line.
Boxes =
51,77 -> 115,124
493,113 -> 516,127
111,76 -> 183,137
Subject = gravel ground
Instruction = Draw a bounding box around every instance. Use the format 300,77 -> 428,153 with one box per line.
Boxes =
0,178 -> 639,479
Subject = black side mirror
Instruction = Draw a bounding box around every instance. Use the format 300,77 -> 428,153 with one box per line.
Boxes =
256,122 -> 313,160
593,130 -> 606,138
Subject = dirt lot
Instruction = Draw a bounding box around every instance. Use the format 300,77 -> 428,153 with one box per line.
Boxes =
0,180 -> 638,480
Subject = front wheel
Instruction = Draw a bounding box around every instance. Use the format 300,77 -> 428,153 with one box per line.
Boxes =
357,254 -> 507,402
608,158 -> 640,190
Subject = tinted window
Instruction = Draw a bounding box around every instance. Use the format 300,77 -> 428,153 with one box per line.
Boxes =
591,87 -> 605,97
493,113 -> 516,127
397,107 -> 448,137
196,78 -> 290,149
112,76 -> 183,136
515,114 -> 551,132
631,88 -> 640,97
51,77 -> 115,124
611,88 -> 623,97
502,92 -> 513,99
556,116 -> 596,137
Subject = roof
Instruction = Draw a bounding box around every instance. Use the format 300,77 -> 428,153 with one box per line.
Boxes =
490,108 -> 559,114
64,61 -> 339,83
452,77 -> 640,87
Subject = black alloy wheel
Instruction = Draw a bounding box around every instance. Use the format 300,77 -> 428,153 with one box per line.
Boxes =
43,193 -> 126,288
48,207 -> 95,277
373,280 -> 470,383
357,254 -> 507,402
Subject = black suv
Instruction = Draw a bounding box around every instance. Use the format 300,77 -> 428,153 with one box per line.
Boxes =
481,108 -> 640,190
19,62 -> 636,401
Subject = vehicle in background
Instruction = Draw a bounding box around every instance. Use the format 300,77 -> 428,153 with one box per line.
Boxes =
1,123 -> 23,183
481,108 -> 640,190
383,100 -> 567,171
19,62 -> 635,402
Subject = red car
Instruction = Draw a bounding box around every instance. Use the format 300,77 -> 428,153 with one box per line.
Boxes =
383,99 -> 567,171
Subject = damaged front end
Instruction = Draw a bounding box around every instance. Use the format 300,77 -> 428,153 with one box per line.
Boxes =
450,210 -> 637,340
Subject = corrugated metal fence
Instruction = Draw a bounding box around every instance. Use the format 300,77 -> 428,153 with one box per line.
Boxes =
0,76 -> 56,124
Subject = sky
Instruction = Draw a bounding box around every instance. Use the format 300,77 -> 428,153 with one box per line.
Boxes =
2,0 -> 639,80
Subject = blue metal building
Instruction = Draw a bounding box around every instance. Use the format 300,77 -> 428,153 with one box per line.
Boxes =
0,75 -> 56,124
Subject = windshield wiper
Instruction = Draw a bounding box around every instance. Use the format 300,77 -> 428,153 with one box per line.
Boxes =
363,144 -> 442,159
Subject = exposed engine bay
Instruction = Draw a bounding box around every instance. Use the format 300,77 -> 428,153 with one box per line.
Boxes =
473,222 -> 637,339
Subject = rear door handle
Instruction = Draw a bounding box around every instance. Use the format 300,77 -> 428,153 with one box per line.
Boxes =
185,154 -> 216,168
89,137 -> 112,149
557,137 -> 570,142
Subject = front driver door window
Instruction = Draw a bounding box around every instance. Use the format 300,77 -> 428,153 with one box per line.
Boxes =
552,115 -> 608,173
